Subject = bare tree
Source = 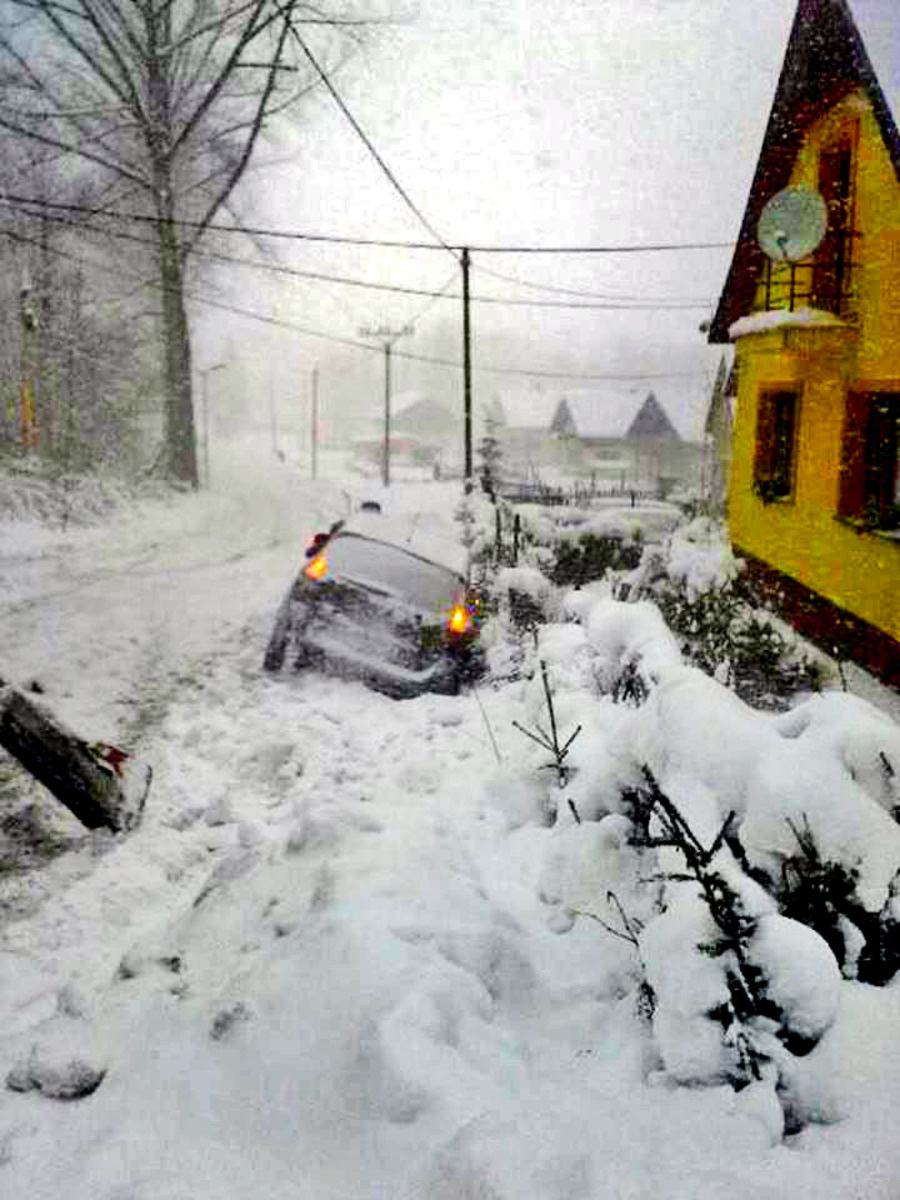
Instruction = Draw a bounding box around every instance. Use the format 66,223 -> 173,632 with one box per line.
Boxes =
0,0 -> 327,485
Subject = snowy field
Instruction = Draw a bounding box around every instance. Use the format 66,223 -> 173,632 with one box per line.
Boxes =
1,442 -> 900,1199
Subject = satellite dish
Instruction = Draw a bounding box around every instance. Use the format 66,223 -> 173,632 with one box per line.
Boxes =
757,187 -> 828,261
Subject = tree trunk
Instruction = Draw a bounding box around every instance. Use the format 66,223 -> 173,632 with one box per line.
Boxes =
158,224 -> 198,487
0,681 -> 150,833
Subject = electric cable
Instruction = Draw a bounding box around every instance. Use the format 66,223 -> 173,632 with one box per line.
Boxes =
0,200 -> 714,310
2,192 -> 734,255
3,218 -> 711,382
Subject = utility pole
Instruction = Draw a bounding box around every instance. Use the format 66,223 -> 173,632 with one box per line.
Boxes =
310,363 -> 319,480
462,247 -> 473,484
198,362 -> 225,487
359,324 -> 413,487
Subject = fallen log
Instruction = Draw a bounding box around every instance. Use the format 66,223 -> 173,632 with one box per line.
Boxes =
0,679 -> 150,833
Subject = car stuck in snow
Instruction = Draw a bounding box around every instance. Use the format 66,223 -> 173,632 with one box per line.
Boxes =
262,516 -> 482,699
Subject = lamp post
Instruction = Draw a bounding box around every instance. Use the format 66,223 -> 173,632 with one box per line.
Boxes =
358,323 -> 413,487
198,362 -> 226,487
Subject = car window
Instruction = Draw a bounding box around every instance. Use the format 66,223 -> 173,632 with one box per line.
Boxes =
326,534 -> 463,612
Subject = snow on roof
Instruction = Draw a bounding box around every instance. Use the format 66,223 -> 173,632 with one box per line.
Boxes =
729,307 -> 846,339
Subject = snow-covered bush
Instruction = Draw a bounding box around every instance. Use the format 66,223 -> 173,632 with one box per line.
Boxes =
622,518 -> 826,709
546,531 -> 643,588
483,565 -> 900,1139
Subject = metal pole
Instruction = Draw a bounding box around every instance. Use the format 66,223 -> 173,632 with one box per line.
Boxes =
383,342 -> 391,488
311,364 -> 319,480
462,247 -> 472,483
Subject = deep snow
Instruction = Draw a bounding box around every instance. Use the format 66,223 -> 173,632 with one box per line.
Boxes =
2,441 -> 900,1199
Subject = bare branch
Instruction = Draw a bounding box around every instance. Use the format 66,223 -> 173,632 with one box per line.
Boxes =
0,112 -> 151,188
23,0 -> 143,118
180,1 -> 297,257
168,0 -> 276,157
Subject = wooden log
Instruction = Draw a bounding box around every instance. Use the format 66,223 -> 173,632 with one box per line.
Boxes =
0,680 -> 150,833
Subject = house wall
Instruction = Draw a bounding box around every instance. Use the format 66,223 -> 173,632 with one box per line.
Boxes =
729,88 -> 900,648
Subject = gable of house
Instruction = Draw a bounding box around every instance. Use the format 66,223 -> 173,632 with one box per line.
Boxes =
549,389 -> 678,442
710,0 -> 900,344
709,0 -> 900,683
626,393 -> 681,441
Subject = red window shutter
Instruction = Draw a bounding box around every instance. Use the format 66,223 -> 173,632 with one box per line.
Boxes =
839,391 -> 869,516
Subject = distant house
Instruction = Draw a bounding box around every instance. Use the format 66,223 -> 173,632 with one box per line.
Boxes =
392,397 -> 457,443
708,0 -> 900,684
549,390 -> 701,493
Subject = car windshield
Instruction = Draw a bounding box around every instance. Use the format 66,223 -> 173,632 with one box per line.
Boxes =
326,533 -> 463,612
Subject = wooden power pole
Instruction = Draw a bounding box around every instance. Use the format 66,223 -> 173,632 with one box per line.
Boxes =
462,247 -> 472,483
359,324 -> 412,487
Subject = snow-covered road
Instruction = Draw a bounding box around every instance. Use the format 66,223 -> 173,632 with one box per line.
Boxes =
0,452 -> 352,736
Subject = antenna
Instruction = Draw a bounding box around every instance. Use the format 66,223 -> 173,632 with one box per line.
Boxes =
757,187 -> 828,261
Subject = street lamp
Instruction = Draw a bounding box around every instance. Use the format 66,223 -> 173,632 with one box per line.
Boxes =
358,323 -> 413,487
198,362 -> 226,487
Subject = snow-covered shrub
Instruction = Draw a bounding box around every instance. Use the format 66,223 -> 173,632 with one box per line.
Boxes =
632,769 -> 841,1118
546,531 -> 642,588
741,732 -> 900,985
478,565 -> 559,682
773,691 -> 900,818
622,518 -> 826,709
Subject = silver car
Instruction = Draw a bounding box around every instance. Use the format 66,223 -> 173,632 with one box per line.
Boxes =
263,522 -> 481,699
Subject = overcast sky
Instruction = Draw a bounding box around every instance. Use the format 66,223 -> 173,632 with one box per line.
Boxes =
194,0 -> 877,442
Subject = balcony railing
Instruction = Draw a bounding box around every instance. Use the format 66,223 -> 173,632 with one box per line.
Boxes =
760,228 -> 858,317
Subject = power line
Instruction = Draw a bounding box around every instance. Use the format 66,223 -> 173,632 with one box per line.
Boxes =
2,192 -> 734,255
470,259 -> 714,305
3,217 -> 711,383
0,200 -> 713,311
286,24 -> 458,263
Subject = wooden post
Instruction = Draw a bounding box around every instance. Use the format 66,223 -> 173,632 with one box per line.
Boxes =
0,680 -> 150,833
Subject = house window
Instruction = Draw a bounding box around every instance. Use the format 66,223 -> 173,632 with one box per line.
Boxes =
754,390 -> 799,501
840,393 -> 900,529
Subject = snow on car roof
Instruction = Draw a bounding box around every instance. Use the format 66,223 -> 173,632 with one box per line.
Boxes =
341,510 -> 469,578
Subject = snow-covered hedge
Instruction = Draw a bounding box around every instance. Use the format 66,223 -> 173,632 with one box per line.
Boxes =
489,553 -> 900,1139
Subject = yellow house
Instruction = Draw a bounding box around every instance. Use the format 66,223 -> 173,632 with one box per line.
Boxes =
709,0 -> 900,687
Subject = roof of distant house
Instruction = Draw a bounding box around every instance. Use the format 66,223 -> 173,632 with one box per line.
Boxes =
550,390 -> 681,441
392,397 -> 457,437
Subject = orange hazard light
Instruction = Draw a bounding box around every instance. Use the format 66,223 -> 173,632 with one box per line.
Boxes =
305,555 -> 327,580
448,605 -> 471,634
